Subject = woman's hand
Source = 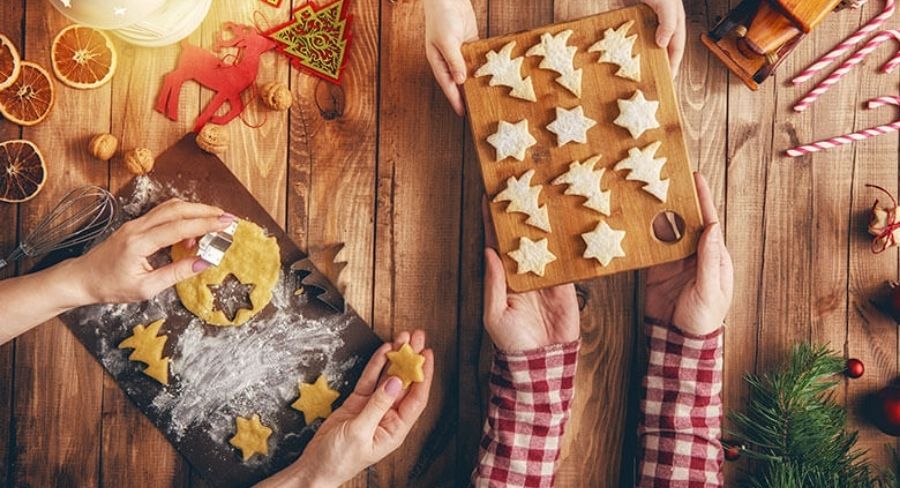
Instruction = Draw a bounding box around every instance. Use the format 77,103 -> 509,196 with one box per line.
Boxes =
425,0 -> 478,116
645,173 -> 733,336
643,0 -> 686,75
260,330 -> 434,488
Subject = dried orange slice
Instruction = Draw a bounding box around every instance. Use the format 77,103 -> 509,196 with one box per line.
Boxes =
51,25 -> 117,89
0,140 -> 46,203
0,34 -> 21,91
0,62 -> 55,126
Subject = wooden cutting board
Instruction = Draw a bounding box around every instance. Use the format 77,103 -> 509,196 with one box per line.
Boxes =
462,5 -> 703,292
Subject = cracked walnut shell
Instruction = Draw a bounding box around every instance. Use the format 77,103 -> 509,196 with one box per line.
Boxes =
260,81 -> 292,111
123,147 -> 154,175
88,133 -> 118,161
196,125 -> 228,154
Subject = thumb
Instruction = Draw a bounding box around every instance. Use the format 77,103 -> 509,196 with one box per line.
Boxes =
144,257 -> 210,298
483,248 -> 508,327
352,376 -> 404,433
649,1 -> 676,48
695,223 -> 723,299
436,41 -> 467,85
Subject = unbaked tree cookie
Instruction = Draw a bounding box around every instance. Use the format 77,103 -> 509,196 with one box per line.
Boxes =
581,221 -> 626,266
552,155 -> 610,216
386,343 -> 425,388
292,374 -> 340,425
508,236 -> 557,276
613,90 -> 659,139
229,414 -> 272,462
526,29 -> 582,97
118,319 -> 170,385
614,141 -> 669,202
546,106 -> 596,147
474,41 -> 536,102
487,119 -> 537,162
589,20 -> 641,81
493,169 -> 551,232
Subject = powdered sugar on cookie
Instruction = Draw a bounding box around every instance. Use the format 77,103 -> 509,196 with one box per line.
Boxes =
493,169 -> 551,232
589,20 -> 641,82
508,237 -> 557,276
474,41 -> 537,102
487,119 -> 537,162
526,29 -> 582,97
614,90 -> 660,139
552,155 -> 610,216
581,221 -> 626,266
614,141 -> 669,202
546,106 -> 596,146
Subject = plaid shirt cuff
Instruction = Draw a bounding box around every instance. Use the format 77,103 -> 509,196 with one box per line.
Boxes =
472,340 -> 580,488
638,319 -> 723,487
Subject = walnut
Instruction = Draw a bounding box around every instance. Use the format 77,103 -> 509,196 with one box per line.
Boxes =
260,81 -> 292,111
123,147 -> 155,175
196,124 -> 229,154
88,133 -> 118,161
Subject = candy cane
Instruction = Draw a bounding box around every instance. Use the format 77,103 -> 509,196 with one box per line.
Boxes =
793,29 -> 900,112
786,96 -> 900,157
792,0 -> 895,85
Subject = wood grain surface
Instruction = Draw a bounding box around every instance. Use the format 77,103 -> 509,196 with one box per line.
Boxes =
3,0 -> 900,487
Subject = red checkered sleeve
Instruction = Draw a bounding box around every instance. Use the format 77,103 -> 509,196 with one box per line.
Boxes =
471,340 -> 580,488
638,319 -> 724,487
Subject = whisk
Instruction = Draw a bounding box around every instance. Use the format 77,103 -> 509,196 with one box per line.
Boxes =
0,185 -> 117,271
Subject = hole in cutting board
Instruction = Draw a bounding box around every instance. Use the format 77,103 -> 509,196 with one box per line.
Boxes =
207,274 -> 255,321
651,210 -> 686,243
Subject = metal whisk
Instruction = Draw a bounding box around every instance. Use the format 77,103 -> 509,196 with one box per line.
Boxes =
0,185 -> 117,271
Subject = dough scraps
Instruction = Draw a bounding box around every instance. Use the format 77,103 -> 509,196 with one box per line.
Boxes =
493,169 -> 552,232
292,374 -> 340,425
487,119 -> 537,162
582,220 -> 626,266
546,105 -> 596,147
589,20 -> 641,82
614,141 -> 669,202
508,236 -> 557,276
526,29 -> 582,97
474,41 -> 537,102
118,319 -> 170,385
552,155 -> 611,216
229,414 -> 272,462
613,90 -> 660,139
386,343 -> 426,388
171,219 -> 280,326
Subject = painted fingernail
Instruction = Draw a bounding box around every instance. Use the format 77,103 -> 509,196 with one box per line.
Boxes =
192,259 -> 211,273
384,376 -> 403,396
219,213 -> 236,223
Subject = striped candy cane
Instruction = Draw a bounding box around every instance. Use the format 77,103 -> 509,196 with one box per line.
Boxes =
793,29 -> 900,112
792,0 -> 895,85
786,96 -> 900,157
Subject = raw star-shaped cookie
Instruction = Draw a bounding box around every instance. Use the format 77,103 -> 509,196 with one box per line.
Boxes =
546,106 -> 596,146
582,221 -> 626,266
508,236 -> 557,276
552,155 -> 611,216
229,414 -> 272,462
118,319 -> 170,385
386,343 -> 426,388
493,169 -> 551,232
526,29 -> 582,97
614,141 -> 669,202
474,41 -> 537,102
292,374 -> 341,425
589,20 -> 641,81
487,119 -> 537,162
614,90 -> 660,139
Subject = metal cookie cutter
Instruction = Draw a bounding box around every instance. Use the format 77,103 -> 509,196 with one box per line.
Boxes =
196,220 -> 238,266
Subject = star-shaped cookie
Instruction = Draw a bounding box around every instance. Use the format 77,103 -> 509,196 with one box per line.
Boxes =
546,106 -> 596,146
487,119 -> 537,162
614,141 -> 669,202
118,319 -> 170,385
474,41 -> 537,102
508,236 -> 557,276
493,169 -> 551,232
386,343 -> 426,388
582,221 -> 626,266
526,29 -> 582,97
614,90 -> 660,139
292,374 -> 341,425
229,414 -> 272,462
589,20 -> 641,81
552,155 -> 611,216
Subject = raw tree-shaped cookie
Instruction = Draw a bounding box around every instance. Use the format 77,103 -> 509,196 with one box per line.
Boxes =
487,119 -> 537,162
474,41 -> 536,102
292,374 -> 340,425
614,141 -> 669,202
493,169 -> 551,232
589,20 -> 641,81
526,29 -> 582,97
386,343 -> 425,388
546,106 -> 596,147
118,319 -> 170,385
582,221 -> 626,266
552,155 -> 610,216
229,414 -> 272,462
508,236 -> 557,276
614,90 -> 660,139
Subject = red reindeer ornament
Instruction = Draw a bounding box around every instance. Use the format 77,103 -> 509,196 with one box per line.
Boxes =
155,23 -> 276,132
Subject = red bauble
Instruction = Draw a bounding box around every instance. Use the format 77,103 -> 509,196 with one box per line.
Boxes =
873,386 -> 900,436
845,358 -> 865,379
723,444 -> 741,461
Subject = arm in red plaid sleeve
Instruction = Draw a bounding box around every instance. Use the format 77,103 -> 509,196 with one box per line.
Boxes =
638,319 -> 724,487
471,340 -> 580,488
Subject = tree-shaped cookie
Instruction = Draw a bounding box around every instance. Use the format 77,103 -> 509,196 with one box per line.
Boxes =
118,319 -> 170,385
487,119 -> 537,162
526,29 -> 582,97
292,374 -> 340,425
589,20 -> 641,81
493,169 -> 551,232
552,155 -> 610,216
614,141 -> 669,202
474,41 -> 536,102
508,236 -> 557,276
546,106 -> 596,147
229,414 -> 272,462
386,343 -> 425,388
582,221 -> 626,266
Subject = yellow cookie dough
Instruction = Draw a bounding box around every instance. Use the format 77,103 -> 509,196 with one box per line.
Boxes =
171,220 -> 280,326
229,414 -> 272,462
118,319 -> 170,385
386,343 -> 425,389
291,374 -> 340,425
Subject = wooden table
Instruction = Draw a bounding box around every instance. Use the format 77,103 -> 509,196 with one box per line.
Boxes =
2,0 -> 899,486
